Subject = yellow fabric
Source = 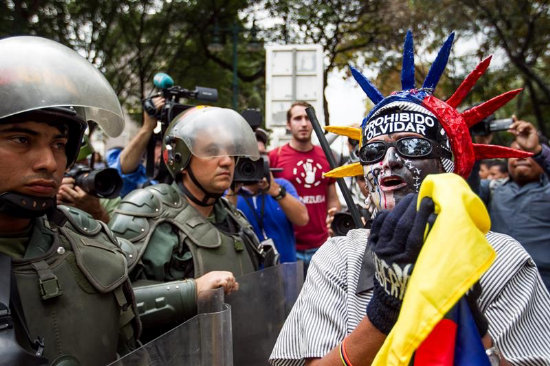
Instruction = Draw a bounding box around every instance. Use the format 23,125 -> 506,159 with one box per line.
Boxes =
324,126 -> 362,142
323,126 -> 363,178
372,173 -> 495,366
324,162 -> 363,178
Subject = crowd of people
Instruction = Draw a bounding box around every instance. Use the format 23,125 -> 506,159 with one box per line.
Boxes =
1,30 -> 549,366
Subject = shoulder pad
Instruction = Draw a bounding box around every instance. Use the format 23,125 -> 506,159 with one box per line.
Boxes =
114,188 -> 163,218
110,184 -> 185,242
148,184 -> 184,209
117,237 -> 139,271
109,211 -> 150,243
59,218 -> 129,293
57,205 -> 101,236
114,184 -> 183,218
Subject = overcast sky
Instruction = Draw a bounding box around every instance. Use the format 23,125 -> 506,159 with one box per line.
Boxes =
325,68 -> 367,127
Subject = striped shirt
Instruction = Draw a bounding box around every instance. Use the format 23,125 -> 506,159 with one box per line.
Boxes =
270,229 -> 550,365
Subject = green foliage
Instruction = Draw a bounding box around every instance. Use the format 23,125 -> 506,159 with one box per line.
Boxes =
1,0 -> 264,123
263,0 -> 395,124
3,0 -> 549,135
398,0 -> 550,134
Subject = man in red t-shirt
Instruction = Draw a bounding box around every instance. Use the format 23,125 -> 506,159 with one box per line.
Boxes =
269,101 -> 341,271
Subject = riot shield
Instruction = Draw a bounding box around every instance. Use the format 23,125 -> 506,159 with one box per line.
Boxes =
227,262 -> 304,365
109,287 -> 232,366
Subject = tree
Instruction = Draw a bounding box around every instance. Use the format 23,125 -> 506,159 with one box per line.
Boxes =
401,0 -> 550,135
1,0 -> 263,117
263,0 -> 400,125
458,0 -> 550,135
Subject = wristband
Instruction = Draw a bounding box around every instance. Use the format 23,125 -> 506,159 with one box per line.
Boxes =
273,185 -> 287,201
339,337 -> 353,366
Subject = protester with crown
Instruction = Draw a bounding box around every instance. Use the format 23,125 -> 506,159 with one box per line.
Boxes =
270,31 -> 550,366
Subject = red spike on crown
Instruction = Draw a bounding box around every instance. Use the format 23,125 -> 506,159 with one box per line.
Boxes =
352,32 -> 533,179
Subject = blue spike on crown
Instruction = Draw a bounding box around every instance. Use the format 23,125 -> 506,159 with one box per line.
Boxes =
401,30 -> 415,90
422,32 -> 455,91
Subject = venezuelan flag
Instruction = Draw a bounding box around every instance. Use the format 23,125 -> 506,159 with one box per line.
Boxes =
411,297 -> 490,366
372,173 -> 496,366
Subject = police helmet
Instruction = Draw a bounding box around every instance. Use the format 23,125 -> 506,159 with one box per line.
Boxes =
0,36 -> 125,167
163,106 -> 260,180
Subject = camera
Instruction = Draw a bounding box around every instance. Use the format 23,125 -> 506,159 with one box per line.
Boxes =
234,156 -> 271,183
66,165 -> 123,198
233,109 -> 271,184
469,114 -> 513,136
143,73 -> 218,180
142,73 -> 218,125
331,206 -> 370,237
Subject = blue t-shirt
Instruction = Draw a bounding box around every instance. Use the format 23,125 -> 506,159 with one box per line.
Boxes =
106,148 -> 157,197
236,178 -> 298,263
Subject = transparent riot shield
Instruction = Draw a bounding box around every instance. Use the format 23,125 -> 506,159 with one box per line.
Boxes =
108,287 -> 232,366
227,262 -> 304,366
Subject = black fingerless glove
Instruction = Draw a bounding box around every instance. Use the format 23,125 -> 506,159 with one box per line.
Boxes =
366,193 -> 435,335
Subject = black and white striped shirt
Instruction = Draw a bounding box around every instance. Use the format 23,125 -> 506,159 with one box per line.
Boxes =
270,229 -> 550,365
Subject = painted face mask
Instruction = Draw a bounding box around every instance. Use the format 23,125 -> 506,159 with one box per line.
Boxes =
325,31 -> 532,201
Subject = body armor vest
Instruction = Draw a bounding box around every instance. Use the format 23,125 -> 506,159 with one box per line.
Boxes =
6,207 -> 138,365
110,183 -> 262,280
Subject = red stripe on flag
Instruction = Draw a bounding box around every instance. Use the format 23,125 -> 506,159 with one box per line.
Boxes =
414,319 -> 457,365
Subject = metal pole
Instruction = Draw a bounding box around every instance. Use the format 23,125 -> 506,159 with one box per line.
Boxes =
231,22 -> 239,110
306,107 -> 363,229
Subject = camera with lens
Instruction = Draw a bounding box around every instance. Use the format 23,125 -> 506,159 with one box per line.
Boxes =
143,73 -> 218,180
66,165 -> 123,198
233,109 -> 280,184
234,156 -> 271,183
331,205 -> 370,237
469,114 -> 513,136
142,73 -> 218,125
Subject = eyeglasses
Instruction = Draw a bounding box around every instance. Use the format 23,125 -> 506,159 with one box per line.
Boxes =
358,136 -> 452,165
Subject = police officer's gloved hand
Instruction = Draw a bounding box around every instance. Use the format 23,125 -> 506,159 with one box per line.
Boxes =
465,282 -> 489,337
366,193 -> 435,335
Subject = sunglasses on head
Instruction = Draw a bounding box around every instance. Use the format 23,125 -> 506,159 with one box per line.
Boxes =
358,136 -> 452,165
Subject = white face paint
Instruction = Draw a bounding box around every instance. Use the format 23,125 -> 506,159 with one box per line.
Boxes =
363,133 -> 444,211
360,100 -> 450,211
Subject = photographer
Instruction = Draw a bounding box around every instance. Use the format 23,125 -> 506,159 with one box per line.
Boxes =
478,117 -> 550,290
227,129 -> 309,263
107,96 -> 165,197
57,136 -> 121,223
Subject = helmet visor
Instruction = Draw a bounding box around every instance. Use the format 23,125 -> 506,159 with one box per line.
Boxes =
169,107 -> 260,160
0,36 -> 124,137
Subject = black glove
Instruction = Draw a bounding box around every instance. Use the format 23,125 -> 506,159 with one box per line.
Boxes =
366,193 -> 435,335
465,282 -> 489,337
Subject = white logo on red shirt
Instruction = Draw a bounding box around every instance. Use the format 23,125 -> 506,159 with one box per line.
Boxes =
293,158 -> 323,188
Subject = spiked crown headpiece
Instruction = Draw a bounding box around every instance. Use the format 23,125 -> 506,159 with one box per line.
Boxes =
325,31 -> 531,179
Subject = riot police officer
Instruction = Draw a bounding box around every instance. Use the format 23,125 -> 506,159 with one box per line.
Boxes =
0,36 -> 141,366
0,36 -> 238,365
109,107 -> 276,337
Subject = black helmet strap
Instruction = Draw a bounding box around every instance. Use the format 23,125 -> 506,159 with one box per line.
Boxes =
180,166 -> 223,207
0,192 -> 56,219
